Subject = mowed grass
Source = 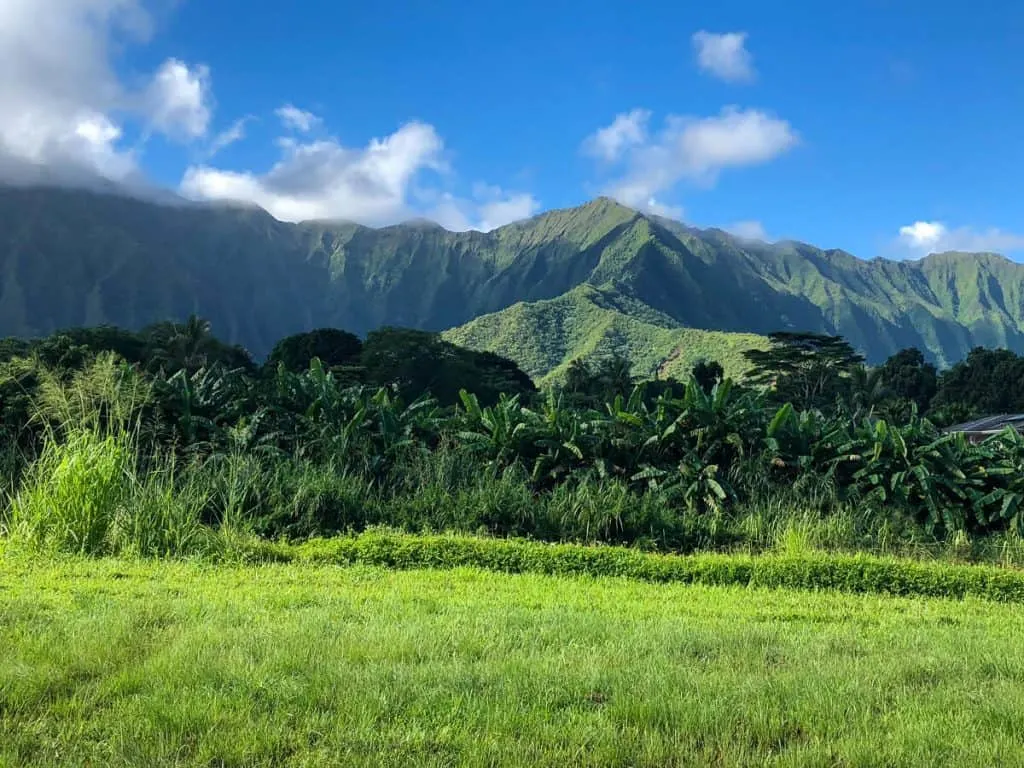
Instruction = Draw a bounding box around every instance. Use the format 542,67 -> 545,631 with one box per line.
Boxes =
3,558 -> 1024,767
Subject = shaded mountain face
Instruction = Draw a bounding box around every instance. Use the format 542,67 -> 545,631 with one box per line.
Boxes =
1,185 -> 1023,371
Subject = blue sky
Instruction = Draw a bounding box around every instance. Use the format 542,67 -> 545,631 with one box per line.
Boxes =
3,0 -> 1023,259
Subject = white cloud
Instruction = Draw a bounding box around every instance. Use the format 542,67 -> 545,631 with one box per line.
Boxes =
477,194 -> 538,230
183,120 -> 539,230
182,123 -> 442,223
585,106 -> 797,211
669,108 -> 797,176
692,31 -> 755,83
582,108 -> 650,162
276,104 -> 321,133
428,187 -> 540,232
0,1 -> 535,229
0,0 -> 217,184
898,220 -> 1024,256
0,0 -> 146,180
642,198 -> 684,220
471,183 -> 541,230
727,220 -> 768,241
898,221 -> 946,249
183,121 -> 447,224
145,58 -> 212,140
207,117 -> 251,157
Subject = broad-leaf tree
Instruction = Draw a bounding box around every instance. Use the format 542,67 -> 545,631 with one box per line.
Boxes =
744,332 -> 864,410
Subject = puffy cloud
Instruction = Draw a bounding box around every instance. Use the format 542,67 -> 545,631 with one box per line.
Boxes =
665,108 -> 797,177
642,198 -> 684,220
692,31 -> 755,83
182,122 -> 442,223
468,183 -> 541,230
585,106 -> 797,212
898,220 -> 1024,256
184,120 -> 522,228
477,194 -> 539,230
0,0 -> 537,230
184,116 -> 540,229
898,221 -> 947,249
727,220 -> 769,241
0,0 -> 213,183
145,58 -> 212,140
0,0 -> 143,179
276,104 -> 321,133
428,187 -> 540,232
582,109 -> 650,162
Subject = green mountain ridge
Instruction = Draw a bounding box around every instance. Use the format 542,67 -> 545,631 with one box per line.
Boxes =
442,285 -> 769,384
2,185 -> 1024,379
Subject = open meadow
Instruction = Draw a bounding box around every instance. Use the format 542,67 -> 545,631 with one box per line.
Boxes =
4,554 -> 1024,767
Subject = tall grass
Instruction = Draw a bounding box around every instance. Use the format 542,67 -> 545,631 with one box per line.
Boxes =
5,430 -> 133,554
0,354 -> 238,559
2,430 -> 229,559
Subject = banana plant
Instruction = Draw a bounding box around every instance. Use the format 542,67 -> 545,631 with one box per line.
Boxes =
455,390 -> 535,471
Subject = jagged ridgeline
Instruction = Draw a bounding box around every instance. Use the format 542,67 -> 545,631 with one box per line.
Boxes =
3,186 -> 1024,380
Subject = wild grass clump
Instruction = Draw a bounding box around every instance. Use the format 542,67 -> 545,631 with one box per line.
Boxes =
2,430 -> 227,559
0,354 -> 236,559
5,430 -> 133,555
112,460 -> 219,558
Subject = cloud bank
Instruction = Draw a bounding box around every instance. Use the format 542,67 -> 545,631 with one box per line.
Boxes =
182,118 -> 538,230
0,1 -> 539,230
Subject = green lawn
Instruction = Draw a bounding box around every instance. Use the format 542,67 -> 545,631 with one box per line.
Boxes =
3,558 -> 1024,767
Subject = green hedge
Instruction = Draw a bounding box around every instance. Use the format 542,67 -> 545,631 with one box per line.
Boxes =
249,530 -> 1024,603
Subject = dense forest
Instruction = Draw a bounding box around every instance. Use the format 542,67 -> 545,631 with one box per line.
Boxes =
5,318 -> 1024,560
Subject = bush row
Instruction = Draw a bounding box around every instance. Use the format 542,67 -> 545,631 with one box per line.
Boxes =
250,530 -> 1024,603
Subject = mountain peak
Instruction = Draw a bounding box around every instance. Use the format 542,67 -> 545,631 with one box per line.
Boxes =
396,217 -> 448,230
555,196 -> 642,220
3,184 -> 1024,372
591,195 -> 637,211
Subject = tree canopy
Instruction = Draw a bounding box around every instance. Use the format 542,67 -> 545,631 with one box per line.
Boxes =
743,332 -> 865,410
932,347 -> 1024,416
267,328 -> 363,373
360,327 -> 535,406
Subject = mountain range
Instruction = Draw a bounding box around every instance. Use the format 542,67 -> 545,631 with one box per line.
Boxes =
2,185 -> 1024,380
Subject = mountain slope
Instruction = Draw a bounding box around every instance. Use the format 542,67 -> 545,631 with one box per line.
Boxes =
2,186 -> 1024,373
442,285 -> 768,384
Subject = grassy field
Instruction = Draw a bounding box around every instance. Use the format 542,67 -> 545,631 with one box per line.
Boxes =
4,557 -> 1024,766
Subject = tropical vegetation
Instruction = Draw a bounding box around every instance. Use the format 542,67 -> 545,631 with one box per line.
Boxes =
4,318 -> 1024,563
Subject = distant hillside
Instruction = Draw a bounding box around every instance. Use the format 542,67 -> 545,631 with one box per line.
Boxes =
2,186 -> 1024,373
443,285 -> 768,384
